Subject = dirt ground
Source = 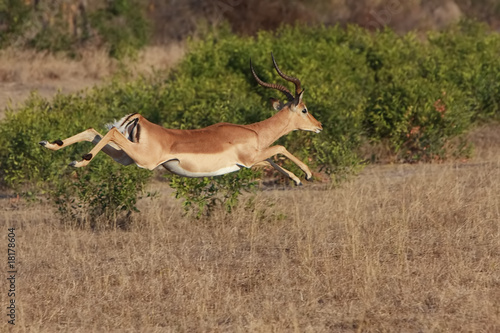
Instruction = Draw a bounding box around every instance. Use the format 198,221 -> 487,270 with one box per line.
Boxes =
0,44 -> 185,119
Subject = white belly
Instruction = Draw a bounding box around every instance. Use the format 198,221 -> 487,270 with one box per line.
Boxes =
162,160 -> 242,178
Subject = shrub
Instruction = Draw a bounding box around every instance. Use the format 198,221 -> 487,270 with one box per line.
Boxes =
362,29 -> 476,161
166,168 -> 258,218
52,159 -> 152,229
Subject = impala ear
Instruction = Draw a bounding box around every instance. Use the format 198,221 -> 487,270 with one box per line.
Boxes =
294,90 -> 304,106
270,98 -> 281,111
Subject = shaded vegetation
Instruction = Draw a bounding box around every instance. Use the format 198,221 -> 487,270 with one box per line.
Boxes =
2,0 -> 500,56
0,0 -> 150,58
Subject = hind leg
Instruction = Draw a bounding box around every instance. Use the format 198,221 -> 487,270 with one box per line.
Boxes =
39,128 -> 105,151
40,128 -> 134,166
70,127 -> 151,168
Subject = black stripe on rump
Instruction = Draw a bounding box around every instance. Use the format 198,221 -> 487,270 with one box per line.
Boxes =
126,118 -> 140,142
135,123 -> 141,142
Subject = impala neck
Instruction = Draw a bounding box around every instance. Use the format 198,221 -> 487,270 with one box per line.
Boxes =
248,109 -> 295,149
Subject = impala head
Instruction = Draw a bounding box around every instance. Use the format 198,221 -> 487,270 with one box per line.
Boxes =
250,53 -> 323,133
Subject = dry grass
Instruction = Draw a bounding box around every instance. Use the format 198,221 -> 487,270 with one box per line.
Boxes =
1,125 -> 500,332
0,43 -> 185,118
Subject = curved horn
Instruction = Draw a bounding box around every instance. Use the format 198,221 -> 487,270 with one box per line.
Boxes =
250,59 -> 294,101
271,52 -> 303,96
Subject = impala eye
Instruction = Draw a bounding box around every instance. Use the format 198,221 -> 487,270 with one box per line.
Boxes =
302,108 -> 307,114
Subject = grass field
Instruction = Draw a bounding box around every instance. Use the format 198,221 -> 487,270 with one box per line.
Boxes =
1,122 -> 499,332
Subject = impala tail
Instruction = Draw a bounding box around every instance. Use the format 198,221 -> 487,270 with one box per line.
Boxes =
107,113 -> 142,143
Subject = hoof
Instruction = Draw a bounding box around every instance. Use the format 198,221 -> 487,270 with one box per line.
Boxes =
305,175 -> 313,182
82,153 -> 93,161
39,140 -> 48,146
69,161 -> 77,167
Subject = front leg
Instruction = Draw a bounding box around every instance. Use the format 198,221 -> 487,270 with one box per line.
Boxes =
254,159 -> 303,186
251,145 -> 313,182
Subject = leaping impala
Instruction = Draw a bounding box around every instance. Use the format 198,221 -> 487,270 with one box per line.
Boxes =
39,54 -> 322,185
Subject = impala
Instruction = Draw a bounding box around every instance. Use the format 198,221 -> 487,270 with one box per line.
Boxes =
39,54 -> 322,185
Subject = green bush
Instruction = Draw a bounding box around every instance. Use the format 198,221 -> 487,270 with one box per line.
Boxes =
52,159 -> 152,229
362,29 -> 476,161
1,21 -> 500,220
167,168 -> 258,218
361,22 -> 500,161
